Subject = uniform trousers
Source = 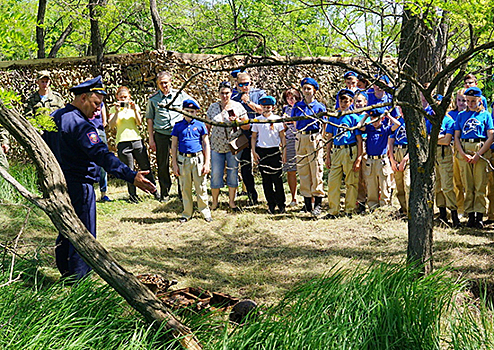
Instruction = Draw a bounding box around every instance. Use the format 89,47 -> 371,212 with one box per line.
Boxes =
117,139 -> 156,197
457,141 -> 490,214
240,144 -> 258,202
177,153 -> 211,219
256,146 -> 286,211
393,147 -> 410,213
435,145 -> 457,210
364,156 -> 393,210
327,145 -> 358,215
56,181 -> 96,280
486,151 -> 494,220
296,133 -> 324,198
453,152 -> 465,214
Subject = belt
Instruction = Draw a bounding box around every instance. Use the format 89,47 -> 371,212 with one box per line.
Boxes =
179,151 -> 202,157
299,129 -> 319,135
335,142 -> 357,149
369,154 -> 387,160
394,144 -> 407,149
462,138 -> 486,143
437,144 -> 451,149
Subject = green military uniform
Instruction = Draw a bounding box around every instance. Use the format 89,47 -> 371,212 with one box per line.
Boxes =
25,90 -> 65,118
0,126 -> 9,169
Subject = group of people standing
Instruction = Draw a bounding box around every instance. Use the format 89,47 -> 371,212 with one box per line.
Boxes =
8,68 -> 494,281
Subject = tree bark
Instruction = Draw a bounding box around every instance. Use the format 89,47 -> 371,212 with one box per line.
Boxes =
149,0 -> 163,50
48,22 -> 74,58
0,103 -> 202,350
88,0 -> 105,69
398,9 -> 438,275
36,0 -> 47,59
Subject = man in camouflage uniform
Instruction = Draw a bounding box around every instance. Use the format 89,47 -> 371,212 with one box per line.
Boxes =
25,70 -> 65,117
0,126 -> 9,169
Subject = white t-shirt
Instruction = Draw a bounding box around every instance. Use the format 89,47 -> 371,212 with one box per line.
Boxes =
251,114 -> 284,148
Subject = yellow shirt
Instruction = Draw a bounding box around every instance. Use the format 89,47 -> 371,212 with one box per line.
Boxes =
110,105 -> 142,144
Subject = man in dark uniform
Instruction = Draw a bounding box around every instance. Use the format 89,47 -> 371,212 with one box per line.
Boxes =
43,76 -> 156,280
25,70 -> 65,117
231,72 -> 266,205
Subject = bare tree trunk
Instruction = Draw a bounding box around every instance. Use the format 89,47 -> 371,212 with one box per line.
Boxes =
398,9 -> 436,274
36,0 -> 47,58
149,0 -> 163,50
48,22 -> 74,58
0,103 -> 202,350
88,0 -> 105,69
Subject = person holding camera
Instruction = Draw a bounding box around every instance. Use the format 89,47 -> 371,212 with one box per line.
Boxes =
109,86 -> 158,203
207,81 -> 249,211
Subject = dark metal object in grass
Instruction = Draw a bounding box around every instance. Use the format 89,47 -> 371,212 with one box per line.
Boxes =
229,299 -> 258,325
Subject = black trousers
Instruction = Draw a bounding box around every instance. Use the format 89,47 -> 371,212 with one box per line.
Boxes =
117,140 -> 156,197
154,132 -> 172,197
256,147 -> 286,210
240,145 -> 258,202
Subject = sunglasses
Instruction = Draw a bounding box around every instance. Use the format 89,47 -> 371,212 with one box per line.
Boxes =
238,82 -> 250,87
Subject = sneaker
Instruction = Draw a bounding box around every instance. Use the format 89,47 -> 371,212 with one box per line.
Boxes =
205,217 -> 212,223
289,200 -> 297,207
311,205 -> 322,218
179,217 -> 188,223
278,206 -> 286,214
153,192 -> 161,201
101,195 -> 112,202
160,195 -> 170,203
324,214 -> 337,220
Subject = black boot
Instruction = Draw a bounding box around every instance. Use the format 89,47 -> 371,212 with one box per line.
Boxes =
301,197 -> 312,213
476,212 -> 484,229
451,210 -> 461,228
438,207 -> 448,222
467,212 -> 476,228
312,197 -> 323,217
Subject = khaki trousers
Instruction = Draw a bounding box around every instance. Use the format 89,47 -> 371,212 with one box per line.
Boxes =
393,148 -> 410,213
453,152 -> 464,214
457,142 -> 490,214
327,145 -> 358,215
296,133 -> 325,197
178,153 -> 211,219
364,156 -> 393,210
487,151 -> 494,220
435,145 -> 457,210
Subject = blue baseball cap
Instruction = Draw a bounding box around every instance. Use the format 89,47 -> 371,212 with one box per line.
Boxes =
465,87 -> 482,97
230,69 -> 245,79
301,77 -> 319,91
368,109 -> 382,118
182,99 -> 200,110
344,71 -> 358,79
259,96 -> 276,105
374,74 -> 390,85
337,89 -> 355,99
69,76 -> 107,96
433,94 -> 443,101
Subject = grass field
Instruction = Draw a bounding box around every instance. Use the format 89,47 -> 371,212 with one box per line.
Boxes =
2,168 -> 494,305
2,164 -> 494,348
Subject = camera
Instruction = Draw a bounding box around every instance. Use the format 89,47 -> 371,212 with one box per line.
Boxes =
119,101 -> 129,108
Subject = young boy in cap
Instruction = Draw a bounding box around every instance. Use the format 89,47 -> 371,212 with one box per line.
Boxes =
171,99 -> 212,223
325,89 -> 363,218
454,86 -> 494,228
359,109 -> 401,210
292,77 -> 326,217
251,95 -> 286,214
